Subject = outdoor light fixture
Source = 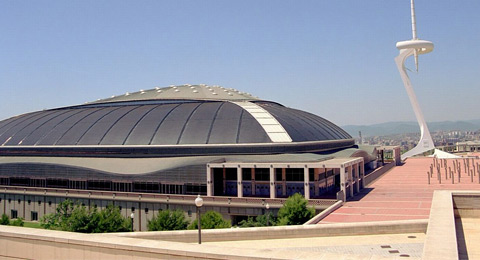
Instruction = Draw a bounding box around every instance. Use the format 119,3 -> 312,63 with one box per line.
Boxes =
195,195 -> 204,244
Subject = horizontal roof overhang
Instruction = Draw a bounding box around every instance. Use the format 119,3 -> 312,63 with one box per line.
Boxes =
0,139 -> 355,158
208,157 -> 364,169
0,152 -> 364,176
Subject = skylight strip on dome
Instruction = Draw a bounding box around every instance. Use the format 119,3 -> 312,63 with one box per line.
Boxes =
230,101 -> 292,143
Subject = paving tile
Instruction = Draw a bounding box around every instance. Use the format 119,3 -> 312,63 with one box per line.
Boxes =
321,157 -> 480,224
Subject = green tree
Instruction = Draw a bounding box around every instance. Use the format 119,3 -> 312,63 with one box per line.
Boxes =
40,199 -> 76,230
147,209 -> 189,231
0,214 -> 9,225
56,199 -> 75,223
95,205 -> 130,233
277,193 -> 315,225
188,211 -> 231,230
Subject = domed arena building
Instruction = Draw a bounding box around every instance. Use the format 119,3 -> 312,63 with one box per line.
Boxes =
0,84 -> 376,229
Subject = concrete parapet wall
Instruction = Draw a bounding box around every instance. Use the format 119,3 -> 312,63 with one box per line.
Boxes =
117,219 -> 428,243
0,220 -> 427,260
0,225 -> 287,260
422,191 -> 459,260
455,209 -> 480,218
453,193 -> 480,218
364,162 -> 395,187
422,191 -> 480,260
0,219 -> 427,260
304,200 -> 343,225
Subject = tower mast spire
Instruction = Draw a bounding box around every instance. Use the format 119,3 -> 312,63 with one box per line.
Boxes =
411,0 -> 418,40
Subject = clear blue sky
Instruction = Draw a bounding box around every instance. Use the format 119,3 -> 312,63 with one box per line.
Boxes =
1,0 -> 479,125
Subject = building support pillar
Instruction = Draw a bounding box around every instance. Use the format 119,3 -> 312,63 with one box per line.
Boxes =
282,168 -> 286,197
355,163 -> 360,193
338,166 -> 346,202
350,165 -> 354,194
251,168 -> 256,196
304,167 -> 310,200
237,166 -> 243,198
269,166 -> 275,199
324,168 -> 328,189
206,166 -> 213,196
348,166 -> 354,198
360,162 -> 365,189
393,147 -> 402,166
222,168 -> 226,195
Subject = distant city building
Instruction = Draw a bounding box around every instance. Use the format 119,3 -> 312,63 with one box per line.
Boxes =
456,141 -> 480,153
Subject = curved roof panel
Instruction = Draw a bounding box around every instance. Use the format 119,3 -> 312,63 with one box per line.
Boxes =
257,102 -> 351,142
0,101 -> 275,146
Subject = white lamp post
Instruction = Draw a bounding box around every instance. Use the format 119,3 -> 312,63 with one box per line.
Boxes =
195,195 -> 204,244
130,212 -> 135,232
265,203 -> 270,226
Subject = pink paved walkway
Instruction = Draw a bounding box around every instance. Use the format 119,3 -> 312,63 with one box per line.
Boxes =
320,157 -> 480,223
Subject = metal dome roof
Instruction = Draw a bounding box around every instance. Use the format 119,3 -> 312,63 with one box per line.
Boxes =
90,84 -> 260,104
0,85 -> 353,156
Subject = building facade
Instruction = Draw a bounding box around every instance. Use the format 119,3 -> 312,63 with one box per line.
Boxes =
0,85 -> 376,227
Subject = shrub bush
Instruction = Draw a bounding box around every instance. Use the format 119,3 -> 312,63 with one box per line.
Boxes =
0,214 -> 10,225
188,210 -> 231,229
147,209 -> 189,231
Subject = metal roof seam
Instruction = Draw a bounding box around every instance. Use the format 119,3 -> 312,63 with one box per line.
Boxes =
147,103 -> 182,145
205,102 -> 225,144
33,108 -> 88,146
97,105 -> 142,145
121,105 -> 159,145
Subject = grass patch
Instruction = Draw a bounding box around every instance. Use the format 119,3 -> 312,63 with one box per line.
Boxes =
23,221 -> 43,229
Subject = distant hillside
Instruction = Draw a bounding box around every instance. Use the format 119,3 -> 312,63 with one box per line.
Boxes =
342,120 -> 480,137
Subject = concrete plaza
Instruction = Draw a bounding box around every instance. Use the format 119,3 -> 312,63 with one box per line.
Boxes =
322,157 -> 480,223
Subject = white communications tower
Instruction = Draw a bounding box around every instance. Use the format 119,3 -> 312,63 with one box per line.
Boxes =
395,0 -> 435,160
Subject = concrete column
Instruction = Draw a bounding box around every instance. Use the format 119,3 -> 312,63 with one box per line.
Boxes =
339,166 -> 346,202
237,166 -> 243,198
222,168 -> 226,195
207,166 -> 212,196
345,166 -> 353,197
355,163 -> 360,193
348,166 -> 354,198
355,163 -> 360,192
393,147 -> 401,166
324,168 -> 328,188
251,168 -> 256,196
314,168 -> 320,197
360,162 -> 365,189
269,166 -> 275,199
304,167 -> 310,200
282,168 -> 286,197
350,165 -> 355,193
